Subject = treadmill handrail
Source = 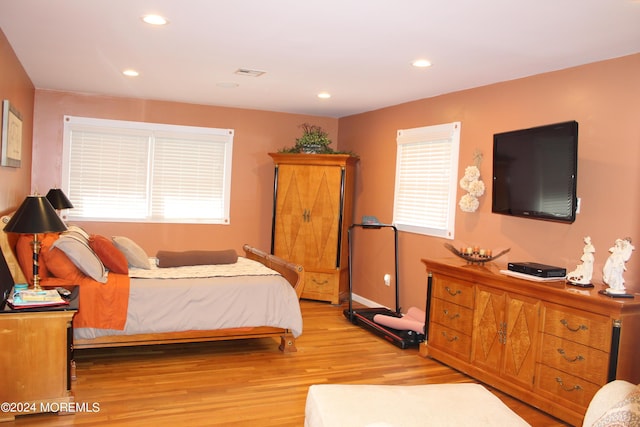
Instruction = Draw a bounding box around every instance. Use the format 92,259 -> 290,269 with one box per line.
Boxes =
347,223 -> 400,321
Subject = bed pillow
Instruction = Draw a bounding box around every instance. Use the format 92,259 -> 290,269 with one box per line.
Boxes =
51,233 -> 107,283
592,384 -> 640,427
112,236 -> 151,269
89,234 -> 128,274
43,246 -> 86,283
64,224 -> 91,243
156,249 -> 238,268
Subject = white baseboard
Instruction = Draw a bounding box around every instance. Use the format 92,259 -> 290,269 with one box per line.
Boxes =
351,293 -> 389,309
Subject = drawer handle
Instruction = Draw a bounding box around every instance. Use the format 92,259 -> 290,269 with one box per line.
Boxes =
444,286 -> 462,297
311,278 -> 329,286
555,377 -> 583,392
443,309 -> 460,320
557,348 -> 585,363
560,319 -> 588,332
441,331 -> 458,342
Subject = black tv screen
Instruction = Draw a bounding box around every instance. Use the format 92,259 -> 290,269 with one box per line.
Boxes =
492,121 -> 578,223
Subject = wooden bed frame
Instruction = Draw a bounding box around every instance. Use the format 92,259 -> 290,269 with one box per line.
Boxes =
0,224 -> 305,353
73,244 -> 304,352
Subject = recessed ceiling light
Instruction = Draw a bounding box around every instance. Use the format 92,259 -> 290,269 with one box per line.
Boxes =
317,92 -> 331,99
142,14 -> 168,26
122,69 -> 139,77
412,59 -> 432,68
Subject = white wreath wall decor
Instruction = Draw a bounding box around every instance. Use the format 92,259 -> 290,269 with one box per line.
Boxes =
459,151 -> 485,213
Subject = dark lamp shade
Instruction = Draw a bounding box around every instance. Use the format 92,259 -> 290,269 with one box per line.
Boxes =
3,195 -> 68,234
46,188 -> 74,210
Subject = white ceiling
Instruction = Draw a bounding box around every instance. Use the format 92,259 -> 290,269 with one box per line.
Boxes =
1,1 -> 639,118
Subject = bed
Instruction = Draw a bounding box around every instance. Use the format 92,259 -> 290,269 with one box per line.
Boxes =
1,216 -> 305,352
76,244 -> 304,352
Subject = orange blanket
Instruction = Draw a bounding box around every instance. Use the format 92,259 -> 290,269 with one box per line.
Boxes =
42,272 -> 130,330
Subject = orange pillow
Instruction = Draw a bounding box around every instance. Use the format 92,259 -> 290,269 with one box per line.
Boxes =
89,234 -> 128,274
42,246 -> 85,283
15,233 -> 58,284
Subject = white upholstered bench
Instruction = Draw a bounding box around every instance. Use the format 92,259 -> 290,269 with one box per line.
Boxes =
304,383 -> 531,427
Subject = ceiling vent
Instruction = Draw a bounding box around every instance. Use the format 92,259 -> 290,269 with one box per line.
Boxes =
234,68 -> 266,77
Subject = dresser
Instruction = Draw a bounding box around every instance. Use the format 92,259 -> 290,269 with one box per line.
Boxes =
421,258 -> 640,426
270,153 -> 358,304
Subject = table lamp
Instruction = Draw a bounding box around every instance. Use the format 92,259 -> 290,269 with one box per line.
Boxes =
3,195 -> 68,290
46,188 -> 74,214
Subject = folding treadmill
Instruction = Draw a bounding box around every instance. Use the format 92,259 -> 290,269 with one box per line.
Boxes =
343,221 -> 425,349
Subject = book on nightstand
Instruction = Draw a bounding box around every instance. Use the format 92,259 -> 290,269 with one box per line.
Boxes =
7,288 -> 69,309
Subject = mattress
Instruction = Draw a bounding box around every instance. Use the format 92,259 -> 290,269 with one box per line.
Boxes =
75,258 -> 303,339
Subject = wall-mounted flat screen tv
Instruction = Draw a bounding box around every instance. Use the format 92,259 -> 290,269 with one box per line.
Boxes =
492,121 -> 578,223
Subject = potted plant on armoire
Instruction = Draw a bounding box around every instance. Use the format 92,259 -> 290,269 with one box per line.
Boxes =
269,124 -> 359,304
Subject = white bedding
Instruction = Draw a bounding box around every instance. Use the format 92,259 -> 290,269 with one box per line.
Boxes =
74,258 -> 303,339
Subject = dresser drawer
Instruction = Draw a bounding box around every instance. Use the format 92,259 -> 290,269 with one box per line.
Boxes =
430,298 -> 473,335
542,304 -> 611,351
302,272 -> 337,297
539,333 -> 609,385
432,276 -> 474,309
429,322 -> 472,362
536,365 -> 601,409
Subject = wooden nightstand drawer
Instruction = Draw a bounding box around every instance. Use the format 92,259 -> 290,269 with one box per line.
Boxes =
539,333 -> 609,385
432,276 -> 474,309
542,304 -> 610,351
430,297 -> 473,334
429,322 -> 472,361
536,365 -> 601,408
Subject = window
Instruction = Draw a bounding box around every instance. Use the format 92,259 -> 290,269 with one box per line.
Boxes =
62,116 -> 234,224
393,122 -> 460,239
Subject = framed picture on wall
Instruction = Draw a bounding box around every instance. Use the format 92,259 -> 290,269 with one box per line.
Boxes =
1,99 -> 23,168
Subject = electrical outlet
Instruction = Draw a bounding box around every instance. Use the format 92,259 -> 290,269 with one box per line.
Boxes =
384,274 -> 391,286
576,197 -> 581,214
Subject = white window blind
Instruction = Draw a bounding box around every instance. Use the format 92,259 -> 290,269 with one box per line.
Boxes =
393,122 -> 460,239
62,116 -> 234,224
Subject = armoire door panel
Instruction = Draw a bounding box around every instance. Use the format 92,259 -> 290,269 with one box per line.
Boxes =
273,167 -> 304,263
307,166 -> 341,268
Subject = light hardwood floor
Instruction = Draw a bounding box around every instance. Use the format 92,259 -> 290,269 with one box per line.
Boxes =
10,300 -> 569,426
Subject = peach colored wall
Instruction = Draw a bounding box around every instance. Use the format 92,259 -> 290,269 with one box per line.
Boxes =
338,53 -> 640,310
31,90 -> 338,256
0,29 -> 34,214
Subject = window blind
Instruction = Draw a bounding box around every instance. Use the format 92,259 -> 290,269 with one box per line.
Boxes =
393,122 -> 460,239
62,116 -> 233,224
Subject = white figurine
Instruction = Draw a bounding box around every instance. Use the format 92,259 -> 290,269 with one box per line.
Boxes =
602,237 -> 635,294
567,236 -> 595,285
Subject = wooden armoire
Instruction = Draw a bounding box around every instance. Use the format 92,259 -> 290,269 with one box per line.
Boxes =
269,153 -> 358,304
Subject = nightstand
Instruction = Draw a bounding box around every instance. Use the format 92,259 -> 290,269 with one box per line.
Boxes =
0,288 -> 78,422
